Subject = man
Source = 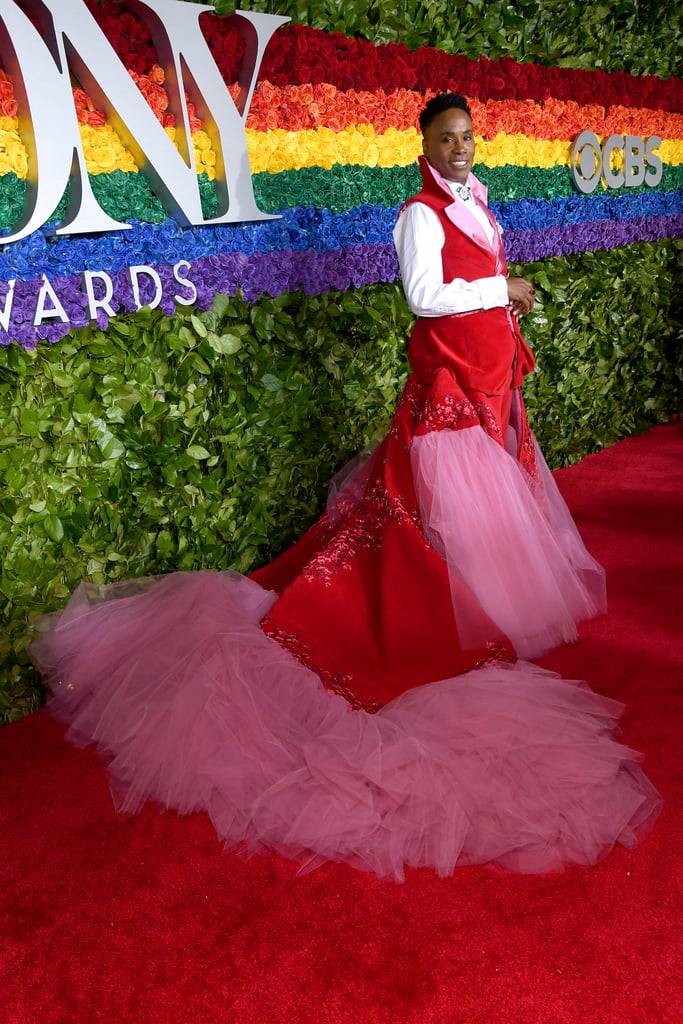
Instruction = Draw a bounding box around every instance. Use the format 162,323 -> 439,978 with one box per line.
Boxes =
394,92 -> 537,439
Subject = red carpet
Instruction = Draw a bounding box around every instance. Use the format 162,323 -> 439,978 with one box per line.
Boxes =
2,424 -> 682,1024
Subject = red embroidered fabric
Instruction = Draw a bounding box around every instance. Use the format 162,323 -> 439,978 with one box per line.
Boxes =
252,366 -> 517,709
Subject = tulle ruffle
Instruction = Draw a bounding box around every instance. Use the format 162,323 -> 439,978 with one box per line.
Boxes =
411,426 -> 607,659
31,571 -> 660,882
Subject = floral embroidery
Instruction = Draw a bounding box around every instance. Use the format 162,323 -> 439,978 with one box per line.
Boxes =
261,617 -> 511,711
472,640 -> 516,669
512,394 -> 540,481
390,380 -> 480,439
326,678 -> 384,714
260,616 -> 383,713
388,381 -> 423,445
518,427 -> 538,481
422,394 -> 478,433
473,399 -> 504,445
302,476 -> 426,586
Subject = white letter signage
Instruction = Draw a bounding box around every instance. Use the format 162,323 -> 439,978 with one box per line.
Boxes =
0,0 -> 289,244
571,130 -> 663,194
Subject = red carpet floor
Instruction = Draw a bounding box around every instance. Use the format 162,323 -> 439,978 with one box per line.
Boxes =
2,423 -> 682,1024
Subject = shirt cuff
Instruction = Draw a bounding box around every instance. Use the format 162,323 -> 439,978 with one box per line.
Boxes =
476,276 -> 509,310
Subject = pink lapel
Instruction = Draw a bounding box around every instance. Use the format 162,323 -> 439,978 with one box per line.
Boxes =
419,156 -> 506,274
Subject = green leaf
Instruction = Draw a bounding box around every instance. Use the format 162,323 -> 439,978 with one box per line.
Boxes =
43,515 -> 65,543
260,373 -> 282,392
186,445 -> 211,460
90,419 -> 126,460
190,315 -> 208,338
207,332 -> 243,355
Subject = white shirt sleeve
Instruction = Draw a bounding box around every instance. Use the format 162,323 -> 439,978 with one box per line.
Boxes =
393,201 -> 509,318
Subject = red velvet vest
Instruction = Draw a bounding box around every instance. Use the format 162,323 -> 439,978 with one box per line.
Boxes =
402,157 -> 534,396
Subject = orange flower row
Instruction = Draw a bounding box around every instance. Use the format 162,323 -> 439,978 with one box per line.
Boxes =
67,77 -> 683,141
251,83 -> 683,139
66,66 -> 205,135
0,69 -> 17,119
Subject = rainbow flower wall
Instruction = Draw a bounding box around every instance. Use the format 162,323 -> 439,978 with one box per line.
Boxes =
0,4 -> 682,349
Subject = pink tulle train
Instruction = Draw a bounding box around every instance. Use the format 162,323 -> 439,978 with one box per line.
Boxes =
412,427 -> 607,659
32,570 -> 661,882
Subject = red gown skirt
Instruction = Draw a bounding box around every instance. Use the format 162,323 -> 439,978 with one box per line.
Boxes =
31,367 -> 661,881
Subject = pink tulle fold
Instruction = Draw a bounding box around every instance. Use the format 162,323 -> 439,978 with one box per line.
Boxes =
32,571 -> 660,882
411,427 -> 607,659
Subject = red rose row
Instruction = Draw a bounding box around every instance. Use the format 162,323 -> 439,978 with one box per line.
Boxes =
86,0 -> 682,112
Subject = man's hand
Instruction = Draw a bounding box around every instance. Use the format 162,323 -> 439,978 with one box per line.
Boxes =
507,277 -> 536,317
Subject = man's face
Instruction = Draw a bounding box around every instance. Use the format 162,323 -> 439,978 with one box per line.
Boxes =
422,108 -> 475,185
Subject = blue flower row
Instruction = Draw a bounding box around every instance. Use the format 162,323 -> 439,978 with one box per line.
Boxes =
0,188 -> 680,283
3,212 -> 681,350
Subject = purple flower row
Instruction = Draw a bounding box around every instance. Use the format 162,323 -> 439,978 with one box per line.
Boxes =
0,245 -> 399,349
2,212 -> 681,348
504,213 -> 683,262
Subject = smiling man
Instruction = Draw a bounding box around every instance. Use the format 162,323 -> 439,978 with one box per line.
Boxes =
421,96 -> 476,184
394,92 -> 536,331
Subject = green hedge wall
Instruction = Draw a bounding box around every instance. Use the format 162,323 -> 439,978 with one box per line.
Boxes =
227,0 -> 682,77
1,1 -> 682,721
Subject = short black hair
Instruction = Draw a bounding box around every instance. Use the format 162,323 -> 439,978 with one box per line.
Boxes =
419,93 -> 471,134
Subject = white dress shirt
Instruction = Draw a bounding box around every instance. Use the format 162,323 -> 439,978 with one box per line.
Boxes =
393,180 -> 509,318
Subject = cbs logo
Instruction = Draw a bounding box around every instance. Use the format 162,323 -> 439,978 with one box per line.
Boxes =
571,131 -> 663,194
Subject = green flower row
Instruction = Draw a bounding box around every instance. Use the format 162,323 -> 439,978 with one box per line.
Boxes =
1,163 -> 682,231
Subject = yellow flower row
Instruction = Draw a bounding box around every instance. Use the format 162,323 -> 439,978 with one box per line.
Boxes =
247,128 -> 683,173
0,122 -> 28,177
0,117 -> 681,180
246,125 -> 421,172
78,125 -> 219,177
0,120 -> 218,181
